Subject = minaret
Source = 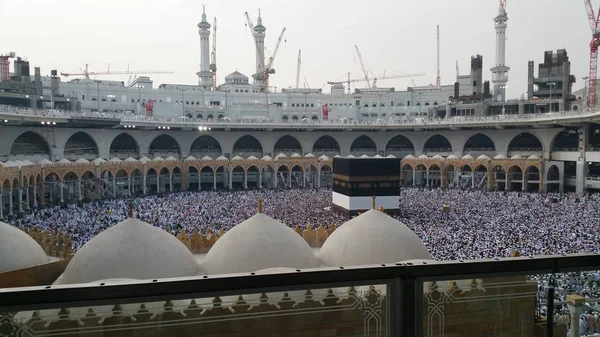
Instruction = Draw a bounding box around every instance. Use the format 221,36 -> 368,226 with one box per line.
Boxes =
252,10 -> 267,90
491,0 -> 509,102
196,5 -> 212,89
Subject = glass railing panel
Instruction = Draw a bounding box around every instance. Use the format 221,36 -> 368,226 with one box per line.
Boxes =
0,282 -> 390,337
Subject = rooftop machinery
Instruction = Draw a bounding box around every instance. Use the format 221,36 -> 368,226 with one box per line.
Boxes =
60,64 -> 173,79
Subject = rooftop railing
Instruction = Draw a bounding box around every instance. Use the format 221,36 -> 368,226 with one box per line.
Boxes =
1,104 -> 600,128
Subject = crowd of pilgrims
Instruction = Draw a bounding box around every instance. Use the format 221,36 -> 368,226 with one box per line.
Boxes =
7,188 -> 600,335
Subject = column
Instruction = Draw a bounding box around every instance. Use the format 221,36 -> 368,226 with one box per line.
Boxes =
39,182 -> 45,207
169,174 -> 173,192
303,172 -> 306,188
412,170 -> 416,186
228,170 -> 233,189
576,126 -> 588,194
8,190 -> 13,216
317,170 -> 321,188
471,173 -> 476,188
567,295 -> 585,337
288,173 -> 291,188
258,170 -> 263,189
181,171 -> 187,191
521,172 -> 526,191
112,177 -> 116,198
128,177 -> 132,195
78,179 -> 82,201
18,186 -> 23,213
95,178 -> 100,200
426,171 -> 430,187
506,172 -> 512,191
33,184 -> 38,208
143,174 -> 147,195
156,175 -> 161,193
59,182 -> 64,204
26,184 -> 31,209
0,188 -> 3,219
213,172 -> 217,190
244,171 -> 248,189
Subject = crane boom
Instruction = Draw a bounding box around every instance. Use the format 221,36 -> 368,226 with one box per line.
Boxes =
327,73 -> 425,85
210,17 -> 217,90
304,77 -> 310,88
244,12 -> 255,33
436,25 -> 441,86
60,64 -> 173,79
266,27 -> 286,71
296,49 -> 301,89
585,0 -> 600,107
354,45 -> 371,88
585,0 -> 597,32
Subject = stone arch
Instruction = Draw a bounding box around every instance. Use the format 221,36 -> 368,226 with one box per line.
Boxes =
524,166 -> 541,192
109,133 -> 140,159
423,134 -> 452,154
551,128 -> 578,151
508,166 -> 524,191
190,135 -> 222,157
232,135 -> 263,157
547,165 -> 560,180
385,135 -> 415,156
64,131 -> 99,160
312,135 -> 340,155
10,131 -> 52,159
463,133 -> 496,153
401,164 -> 414,186
507,132 -> 543,155
273,135 -> 303,155
148,134 -> 181,159
350,135 -> 377,154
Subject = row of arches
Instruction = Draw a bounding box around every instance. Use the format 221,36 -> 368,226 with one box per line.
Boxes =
9,131 -> 561,161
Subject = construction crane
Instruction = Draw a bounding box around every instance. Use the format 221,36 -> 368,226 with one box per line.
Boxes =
210,17 -> 217,90
328,73 -> 425,90
60,64 -> 173,79
304,76 -> 311,88
354,45 -> 371,88
0,52 -> 15,82
263,27 -> 286,91
585,0 -> 600,107
436,25 -> 441,86
296,49 -> 301,89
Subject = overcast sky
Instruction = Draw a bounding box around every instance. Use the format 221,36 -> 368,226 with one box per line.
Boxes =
1,0 -> 590,98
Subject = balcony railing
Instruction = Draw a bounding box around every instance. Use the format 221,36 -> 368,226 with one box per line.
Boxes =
0,254 -> 598,337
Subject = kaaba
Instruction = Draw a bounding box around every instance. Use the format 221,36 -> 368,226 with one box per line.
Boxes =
331,157 -> 401,215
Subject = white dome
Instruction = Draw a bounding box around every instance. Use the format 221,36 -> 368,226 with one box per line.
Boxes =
334,155 -> 341,158
528,155 -> 541,160
165,156 -> 178,161
152,156 -> 164,162
57,218 -> 199,284
123,157 -> 137,163
477,155 -> 490,160
291,153 -> 302,158
305,153 -> 315,158
108,157 -> 122,163
319,210 -> 431,267
247,155 -> 259,160
139,156 -> 151,164
432,154 -> 444,160
74,158 -> 90,164
346,155 -> 355,158
418,154 -> 429,160
200,155 -> 213,161
318,155 -> 329,161
360,154 -> 369,158
3,161 -> 16,167
216,156 -> 229,161
92,158 -> 106,166
510,155 -> 523,160
57,158 -> 72,164
231,155 -> 244,161
461,154 -> 474,160
262,155 -> 273,161
374,154 -> 383,158
494,154 -> 507,159
184,156 -> 197,162
447,154 -> 458,160
275,153 -> 287,159
202,213 -> 320,275
386,154 -> 396,158
39,158 -> 54,166
0,222 -> 48,273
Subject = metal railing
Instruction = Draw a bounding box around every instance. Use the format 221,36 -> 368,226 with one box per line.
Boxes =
2,105 -> 600,128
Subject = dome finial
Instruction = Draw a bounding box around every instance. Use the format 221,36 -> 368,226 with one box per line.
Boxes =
371,195 -> 376,210
258,198 -> 263,213
128,201 -> 134,218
